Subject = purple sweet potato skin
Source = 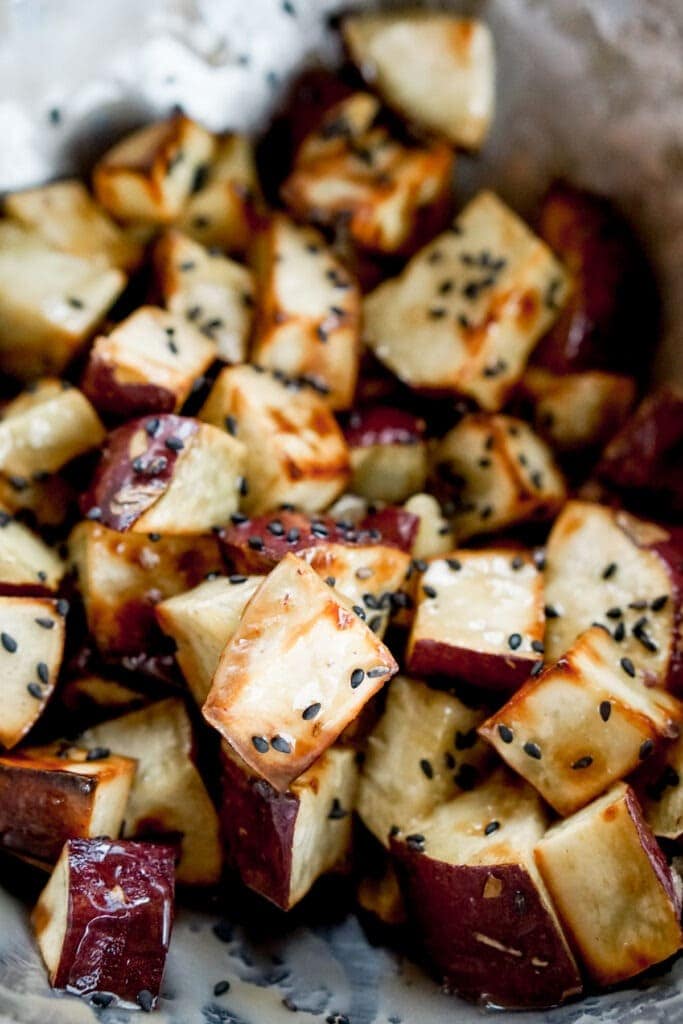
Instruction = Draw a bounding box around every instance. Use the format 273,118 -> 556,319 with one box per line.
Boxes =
82,355 -> 177,419
81,415 -> 198,531
344,406 -> 425,449
408,639 -> 537,691
390,839 -> 582,1010
51,838 -> 174,1006
651,532 -> 683,695
625,786 -> 682,919
220,751 -> 298,909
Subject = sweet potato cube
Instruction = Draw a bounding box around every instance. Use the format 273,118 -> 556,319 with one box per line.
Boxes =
0,510 -> 64,594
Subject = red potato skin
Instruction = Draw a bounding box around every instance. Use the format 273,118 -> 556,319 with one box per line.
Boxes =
81,415 -> 198,530
220,507 -> 419,573
650,531 -> 683,695
533,181 -> 659,377
82,355 -> 177,419
625,786 -> 682,918
0,757 -> 100,863
595,386 -> 683,520
407,639 -> 538,691
344,406 -> 425,448
390,838 -> 582,1010
220,751 -> 297,909
40,839 -> 174,1006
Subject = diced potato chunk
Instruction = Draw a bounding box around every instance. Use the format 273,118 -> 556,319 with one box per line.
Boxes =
363,192 -> 570,408
521,368 -> 636,452
0,509 -> 64,593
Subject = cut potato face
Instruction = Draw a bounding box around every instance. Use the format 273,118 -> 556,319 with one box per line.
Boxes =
83,415 -> 246,534
480,626 -> 683,816
81,699 -> 222,886
282,93 -> 454,256
93,114 -> 216,225
251,216 -> 361,410
199,365 -> 350,515
358,676 -> 490,846
390,770 -> 582,1009
544,501 -> 682,691
535,783 -> 683,986
407,548 -> 545,689
0,743 -> 136,864
82,307 -> 216,418
33,838 -> 175,1008
68,520 -> 224,654
0,596 -> 65,748
221,743 -> 359,909
434,413 -> 566,540
203,553 -> 397,791
639,732 -> 683,842
154,230 -> 254,365
0,379 -> 105,481
343,13 -> 495,149
156,575 -> 263,705
4,179 -> 142,270
363,191 -> 570,409
0,510 -> 64,594
346,406 -> 428,503
177,133 -> 260,254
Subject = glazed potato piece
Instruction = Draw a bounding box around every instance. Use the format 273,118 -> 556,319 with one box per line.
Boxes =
345,407 -> 428,503
0,222 -> 126,380
544,501 -> 683,692
177,133 -> 260,254
68,520 -> 223,654
390,770 -> 582,1009
33,838 -> 175,1010
0,743 -> 136,864
93,113 -> 215,224
82,414 -> 246,534
0,472 -> 74,529
595,385 -> 683,519
535,783 -> 683,986
0,510 -> 64,594
0,597 -> 65,749
358,676 -> 490,846
82,307 -> 216,417
343,13 -> 495,149
363,192 -> 570,409
434,414 -> 566,541
480,626 -> 683,817
300,542 -> 410,640
154,230 -> 254,365
81,699 -> 222,886
282,93 -> 454,256
0,380 -> 105,483
250,216 -> 361,410
4,179 -> 142,270
203,553 -> 397,791
156,575 -> 263,705
533,181 -> 660,376
403,493 -> 454,560
221,743 -> 359,909
406,549 -> 545,689
521,368 -> 636,453
199,365 -> 350,515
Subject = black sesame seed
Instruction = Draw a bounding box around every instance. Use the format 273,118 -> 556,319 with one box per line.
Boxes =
530,471 -> 544,490
325,576 -> 336,587
428,307 -> 447,319
651,595 -> 669,612
639,739 -> 655,760
571,755 -> 593,770
446,558 -> 462,571
187,305 -> 202,321
0,511 -> 10,527
213,980 -> 231,996
271,735 -> 292,754
613,621 -> 626,642
531,640 -> 545,654
302,702 -> 321,720
137,989 -> 154,1012
311,522 -> 329,538
419,759 -> 433,779
600,700 -> 612,722
267,520 -> 284,536
444,752 -> 456,770
230,512 -> 248,525
148,533 -> 161,542
454,764 -> 478,790
510,555 -> 524,571
36,662 -> 49,684
389,825 -> 400,838
328,798 -> 347,820
37,571 -> 47,583
8,476 -> 27,491
544,605 -> 559,619
247,536 -> 264,550
91,993 -> 114,1008
165,436 -> 184,451
484,820 -> 500,836
1,633 -> 17,653
26,682 -> 43,699
368,614 -> 383,633
352,605 -> 366,620
422,585 -> 437,599
367,667 -> 387,678
56,599 -> 69,616
438,280 -> 454,295
224,415 -> 238,436
606,607 -> 623,619
35,617 -> 55,630
508,633 -> 522,651
629,600 -> 648,610
406,834 -> 425,852
412,559 -> 428,573
478,457 -> 491,469
523,741 -> 542,760
455,729 -> 477,750
602,562 -> 617,580
480,505 -> 493,520
620,657 -> 636,678
86,747 -> 110,762
287,527 -> 300,543
252,735 -> 269,753
85,506 -> 102,520
530,660 -> 544,677
67,296 -> 84,309
498,724 -> 514,744
238,476 -> 249,497
350,668 -> 365,689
